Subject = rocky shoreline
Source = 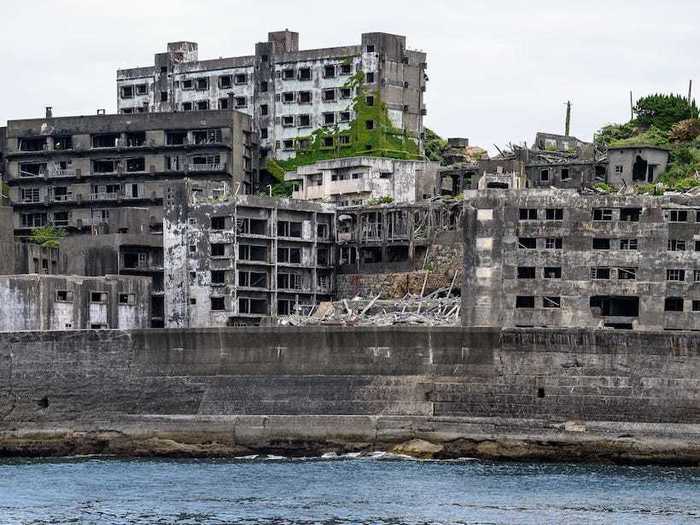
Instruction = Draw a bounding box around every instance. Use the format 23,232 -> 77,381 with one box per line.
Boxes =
1,416 -> 698,466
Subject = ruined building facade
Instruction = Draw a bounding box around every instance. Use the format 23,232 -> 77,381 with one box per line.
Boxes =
164,180 -> 335,327
286,157 -> 438,206
116,31 -> 427,161
462,189 -> 700,331
4,110 -> 255,236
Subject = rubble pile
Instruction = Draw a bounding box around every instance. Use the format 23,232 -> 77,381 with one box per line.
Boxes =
279,286 -> 461,327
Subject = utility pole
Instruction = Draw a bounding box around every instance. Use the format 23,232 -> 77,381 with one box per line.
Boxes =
564,101 -> 571,137
689,80 -> 693,103
629,91 -> 634,121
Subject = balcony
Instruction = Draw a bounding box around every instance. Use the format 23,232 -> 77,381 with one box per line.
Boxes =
47,167 -> 77,178
187,162 -> 226,173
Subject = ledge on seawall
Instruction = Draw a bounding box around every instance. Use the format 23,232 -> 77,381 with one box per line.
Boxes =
1,416 -> 698,466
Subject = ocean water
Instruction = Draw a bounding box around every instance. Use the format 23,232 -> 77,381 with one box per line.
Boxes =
0,455 -> 697,524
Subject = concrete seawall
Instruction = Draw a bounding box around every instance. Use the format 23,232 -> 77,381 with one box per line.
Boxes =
1,327 -> 698,464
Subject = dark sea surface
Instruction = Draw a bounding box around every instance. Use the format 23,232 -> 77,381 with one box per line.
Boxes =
0,454 -> 697,524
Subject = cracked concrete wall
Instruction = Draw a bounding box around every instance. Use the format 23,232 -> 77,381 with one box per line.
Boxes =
0,274 -> 151,331
0,327 -> 697,425
463,188 -> 700,330
0,207 -> 14,275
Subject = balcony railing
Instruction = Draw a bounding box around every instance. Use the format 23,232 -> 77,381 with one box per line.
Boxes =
187,163 -> 225,172
89,192 -> 120,201
48,168 -> 76,178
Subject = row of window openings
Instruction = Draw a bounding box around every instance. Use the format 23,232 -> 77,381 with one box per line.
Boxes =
517,266 -> 700,282
189,245 -> 313,264
520,207 -> 700,223
519,237 -> 700,251
204,271 -> 324,288
539,168 -> 571,182
55,290 -> 136,305
514,295 -> 700,313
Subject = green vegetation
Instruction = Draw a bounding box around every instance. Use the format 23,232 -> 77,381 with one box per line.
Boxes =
424,127 -> 447,163
264,71 -> 423,195
595,92 -> 700,194
592,182 -> 617,193
366,196 -> 394,205
30,225 -> 64,248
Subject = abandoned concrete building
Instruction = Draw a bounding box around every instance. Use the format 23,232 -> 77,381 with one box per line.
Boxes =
607,145 -> 670,185
336,199 -> 463,273
0,274 -> 151,331
3,109 -> 255,237
462,189 -> 700,331
285,157 -> 438,206
164,180 -> 336,327
116,31 -> 427,161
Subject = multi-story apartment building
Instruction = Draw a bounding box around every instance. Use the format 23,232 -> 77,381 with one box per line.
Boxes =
116,30 -> 427,162
463,189 -> 700,331
3,109 -> 255,235
164,180 -> 335,327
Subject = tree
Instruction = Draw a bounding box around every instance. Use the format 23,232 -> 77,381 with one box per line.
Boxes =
424,127 -> 447,163
30,225 -> 64,248
633,94 -> 699,131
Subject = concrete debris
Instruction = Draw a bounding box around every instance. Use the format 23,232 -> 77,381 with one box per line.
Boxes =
278,287 -> 461,327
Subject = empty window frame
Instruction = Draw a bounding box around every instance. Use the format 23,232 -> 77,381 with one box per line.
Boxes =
518,237 -> 537,249
92,134 -> 119,148
323,89 -> 336,102
592,238 -> 611,250
210,296 -> 226,311
667,269 -> 686,281
210,216 -> 226,230
544,238 -> 562,250
297,114 -> 311,127
519,208 -> 537,220
591,267 -> 611,280
192,129 -> 222,144
517,266 -> 536,279
543,267 -> 561,279
694,270 -> 700,282
55,290 -> 74,302
664,297 -> 684,312
235,96 -> 247,108
278,220 -> 302,238
668,239 -> 687,251
666,210 -> 688,222
239,244 -> 268,262
211,243 -> 227,257
282,91 -> 295,103
126,158 -> 145,172
298,91 -> 312,104
298,67 -> 312,81
617,267 -> 637,280
90,291 -> 107,303
593,208 -> 613,221
693,300 -> 700,312
543,296 -> 561,308
323,113 -> 335,125
282,68 -> 295,80
282,115 -> 295,127
540,169 -> 549,182
515,296 -> 535,308
340,87 -> 352,99
277,246 -> 301,264
561,168 -> 570,181
181,79 -> 193,90
234,73 -> 247,84
340,63 -> 353,75
210,270 -> 227,285
239,271 -> 267,288
219,75 -> 232,89
619,239 -> 638,250
118,293 -> 135,305
620,208 -> 641,222
323,64 -> 336,78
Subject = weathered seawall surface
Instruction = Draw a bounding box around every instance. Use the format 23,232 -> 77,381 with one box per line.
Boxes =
1,327 -> 698,463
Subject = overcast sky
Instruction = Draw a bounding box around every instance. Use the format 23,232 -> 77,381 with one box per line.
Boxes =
1,0 -> 697,151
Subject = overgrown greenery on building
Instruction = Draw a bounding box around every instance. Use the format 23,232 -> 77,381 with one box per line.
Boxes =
30,225 -> 64,248
262,71 -> 423,197
594,93 -> 700,193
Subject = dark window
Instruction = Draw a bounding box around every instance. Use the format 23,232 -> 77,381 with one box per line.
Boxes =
260,104 -> 268,116
90,292 -> 107,303
620,239 -> 638,250
56,290 -> 73,302
211,271 -> 226,284
234,73 -> 247,84
666,210 -> 688,222
260,128 -> 268,139
540,169 -> 549,182
340,63 -> 352,75
617,267 -> 637,280
592,238 -> 610,250
365,120 -> 375,130
517,266 -> 536,279
516,296 -> 535,308
211,216 -> 226,230
561,168 -> 570,181
298,67 -> 311,81
323,89 -> 336,102
593,208 -> 613,221
545,208 -> 563,220
668,240 -> 687,251
259,81 -> 268,92
591,267 -> 610,279
323,65 -> 335,78
543,296 -> 561,308
298,91 -> 312,104
664,297 -> 684,312
219,75 -> 232,89
518,237 -> 536,249
543,267 -> 561,279
519,208 -> 537,220
366,95 -> 374,106
620,208 -> 641,222
545,238 -> 562,250
211,297 -> 226,311
666,269 -> 686,281
693,300 -> 700,312
366,72 -> 375,83
211,243 -> 226,257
